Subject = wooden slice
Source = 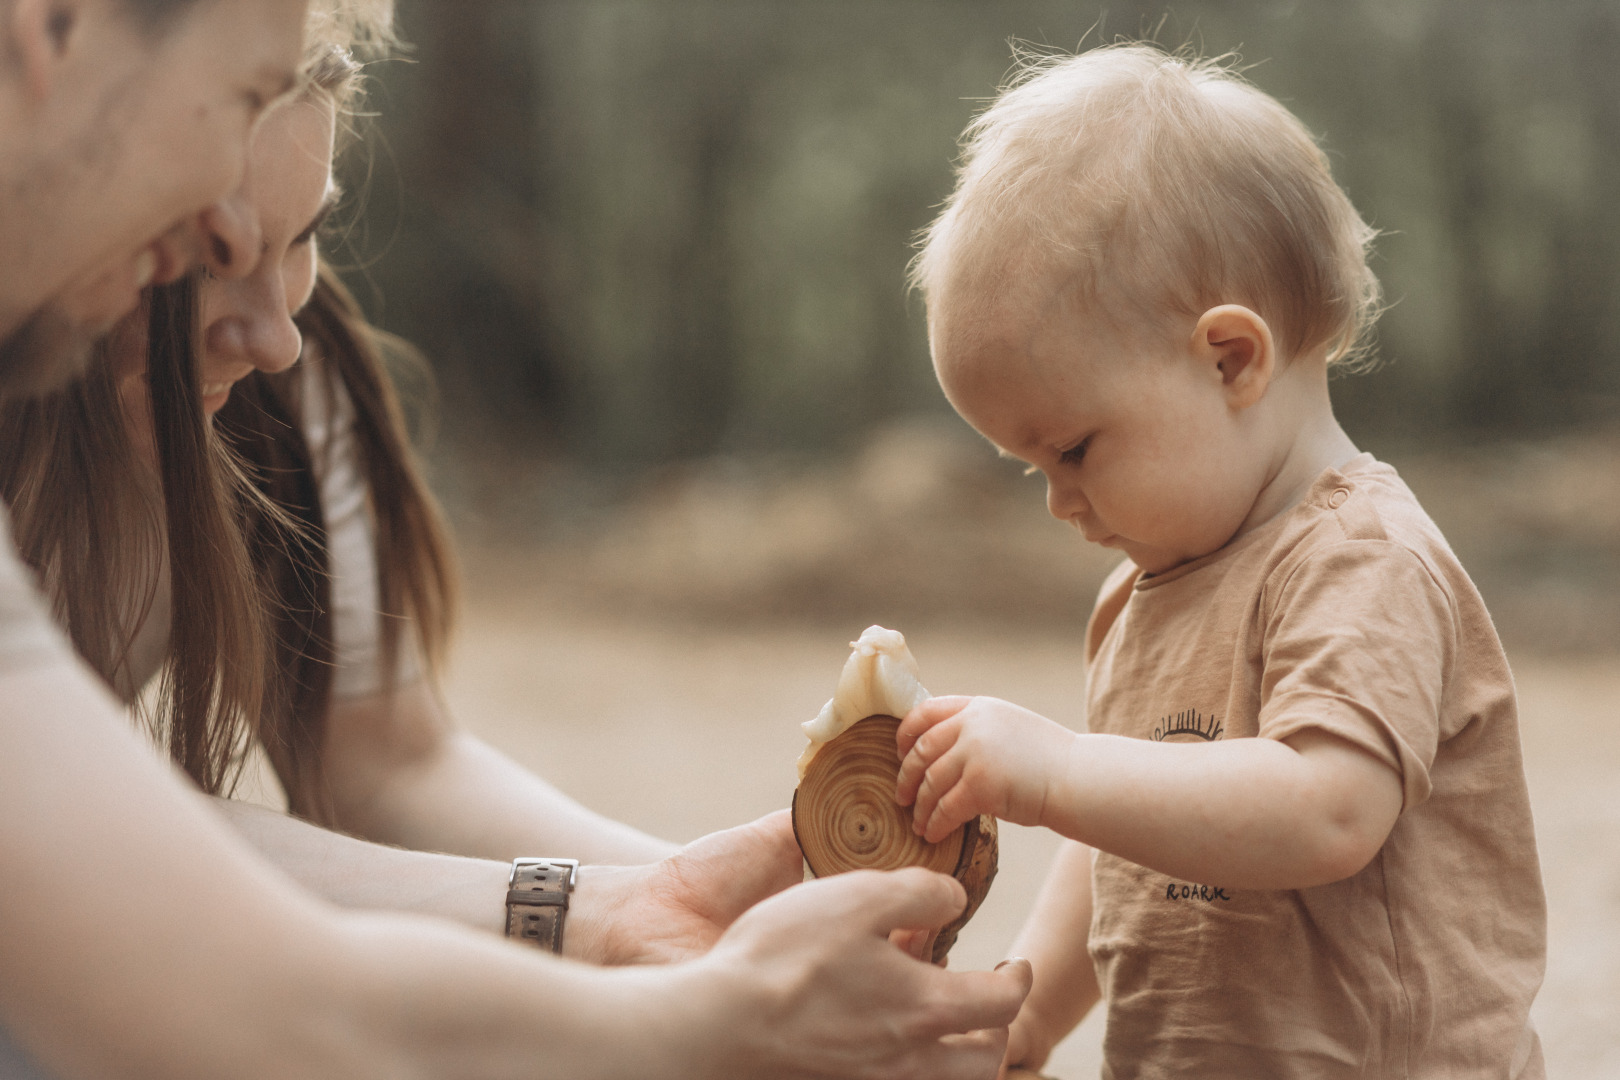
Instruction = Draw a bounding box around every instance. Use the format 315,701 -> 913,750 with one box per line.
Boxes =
793,714 -> 998,963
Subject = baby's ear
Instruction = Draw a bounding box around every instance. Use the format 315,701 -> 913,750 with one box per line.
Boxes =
1190,305 -> 1275,410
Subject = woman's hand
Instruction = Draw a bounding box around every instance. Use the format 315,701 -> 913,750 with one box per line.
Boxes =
692,867 -> 1033,1080
566,810 -> 803,965
895,697 -> 1078,844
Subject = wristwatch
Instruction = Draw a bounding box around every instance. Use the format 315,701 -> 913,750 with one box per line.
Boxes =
505,858 -> 579,954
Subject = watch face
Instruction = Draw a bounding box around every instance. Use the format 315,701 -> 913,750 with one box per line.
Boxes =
509,859 -> 577,892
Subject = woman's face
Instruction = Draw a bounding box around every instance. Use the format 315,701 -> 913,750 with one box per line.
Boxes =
195,92 -> 339,414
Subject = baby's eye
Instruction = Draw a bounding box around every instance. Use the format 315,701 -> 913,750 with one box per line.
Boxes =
1059,436 -> 1092,466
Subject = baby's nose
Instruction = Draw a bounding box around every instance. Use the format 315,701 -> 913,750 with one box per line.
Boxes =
1045,479 -> 1090,522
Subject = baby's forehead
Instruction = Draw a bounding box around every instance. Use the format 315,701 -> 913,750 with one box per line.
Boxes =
931,249 -> 1062,329
928,287 -> 1039,380
930,260 -> 1131,369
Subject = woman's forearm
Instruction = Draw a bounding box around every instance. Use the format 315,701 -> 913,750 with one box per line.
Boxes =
318,685 -> 676,864
211,797 -> 510,934
213,798 -> 810,968
393,730 -> 678,862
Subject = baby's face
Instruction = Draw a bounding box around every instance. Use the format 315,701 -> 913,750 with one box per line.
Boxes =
931,288 -> 1278,574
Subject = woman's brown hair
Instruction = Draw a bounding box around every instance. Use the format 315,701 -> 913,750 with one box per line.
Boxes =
217,264 -> 457,812
0,265 -> 457,809
0,281 -> 279,795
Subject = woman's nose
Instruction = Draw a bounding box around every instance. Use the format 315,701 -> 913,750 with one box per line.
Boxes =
195,193 -> 264,281
208,285 -> 302,375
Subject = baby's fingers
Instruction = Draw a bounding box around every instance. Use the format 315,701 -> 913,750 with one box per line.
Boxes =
910,748 -> 967,837
923,780 -> 989,844
895,748 -> 931,807
896,695 -> 974,761
895,719 -> 963,807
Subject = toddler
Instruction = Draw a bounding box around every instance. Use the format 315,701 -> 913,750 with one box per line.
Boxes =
897,45 -> 1545,1078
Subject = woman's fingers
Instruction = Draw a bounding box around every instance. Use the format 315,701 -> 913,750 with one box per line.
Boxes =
711,871 -> 1031,1080
673,808 -> 803,917
915,957 -> 1033,1038
764,866 -> 965,937
846,867 -> 968,940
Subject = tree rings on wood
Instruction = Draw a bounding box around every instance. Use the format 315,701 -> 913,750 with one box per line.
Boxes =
792,714 -> 998,963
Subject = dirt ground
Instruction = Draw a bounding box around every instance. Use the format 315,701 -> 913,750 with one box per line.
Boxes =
439,590 -> 1620,1077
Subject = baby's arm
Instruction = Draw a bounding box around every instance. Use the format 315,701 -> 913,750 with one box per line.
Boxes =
1001,841 -> 1099,1076
895,696 -> 1402,891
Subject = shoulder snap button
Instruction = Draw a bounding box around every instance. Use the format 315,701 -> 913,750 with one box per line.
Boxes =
1328,488 -> 1349,508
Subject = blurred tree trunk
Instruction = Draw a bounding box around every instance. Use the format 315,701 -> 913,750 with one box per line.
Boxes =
347,0 -> 1620,470
367,2 -> 569,442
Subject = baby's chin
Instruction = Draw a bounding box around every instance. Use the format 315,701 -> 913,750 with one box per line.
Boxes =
1110,536 -> 1218,577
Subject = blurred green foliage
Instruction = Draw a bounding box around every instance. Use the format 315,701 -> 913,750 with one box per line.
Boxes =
342,0 -> 1620,470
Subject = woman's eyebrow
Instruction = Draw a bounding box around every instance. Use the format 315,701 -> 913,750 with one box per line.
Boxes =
293,194 -> 341,246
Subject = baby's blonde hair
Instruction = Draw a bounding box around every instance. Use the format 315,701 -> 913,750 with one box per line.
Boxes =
913,44 -> 1382,366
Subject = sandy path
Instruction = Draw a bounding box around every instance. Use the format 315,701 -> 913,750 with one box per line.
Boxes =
441,603 -> 1620,1077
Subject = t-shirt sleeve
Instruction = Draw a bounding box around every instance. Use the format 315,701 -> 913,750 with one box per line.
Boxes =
0,507 -> 75,674
299,357 -> 420,700
1257,540 -> 1455,810
1086,557 -> 1141,667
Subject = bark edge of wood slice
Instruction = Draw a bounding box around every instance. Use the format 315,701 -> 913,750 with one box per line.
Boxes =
792,714 -> 998,964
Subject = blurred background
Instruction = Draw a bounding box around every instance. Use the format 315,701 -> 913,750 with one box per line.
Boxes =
328,1 -> 1620,1072
340,0 -> 1620,650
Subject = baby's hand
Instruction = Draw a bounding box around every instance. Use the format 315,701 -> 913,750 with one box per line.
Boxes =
998,1006 -> 1056,1080
895,696 -> 1076,843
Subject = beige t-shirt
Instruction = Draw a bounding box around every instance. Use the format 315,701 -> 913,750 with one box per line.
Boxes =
1084,455 -> 1545,1079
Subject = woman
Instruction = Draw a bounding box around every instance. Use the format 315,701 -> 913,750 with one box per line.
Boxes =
0,0 -> 790,958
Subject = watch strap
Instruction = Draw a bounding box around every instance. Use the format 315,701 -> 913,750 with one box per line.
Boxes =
505,858 -> 578,954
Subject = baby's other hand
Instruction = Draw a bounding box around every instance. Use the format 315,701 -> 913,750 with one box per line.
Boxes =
895,696 -> 1076,843
997,1007 -> 1055,1080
